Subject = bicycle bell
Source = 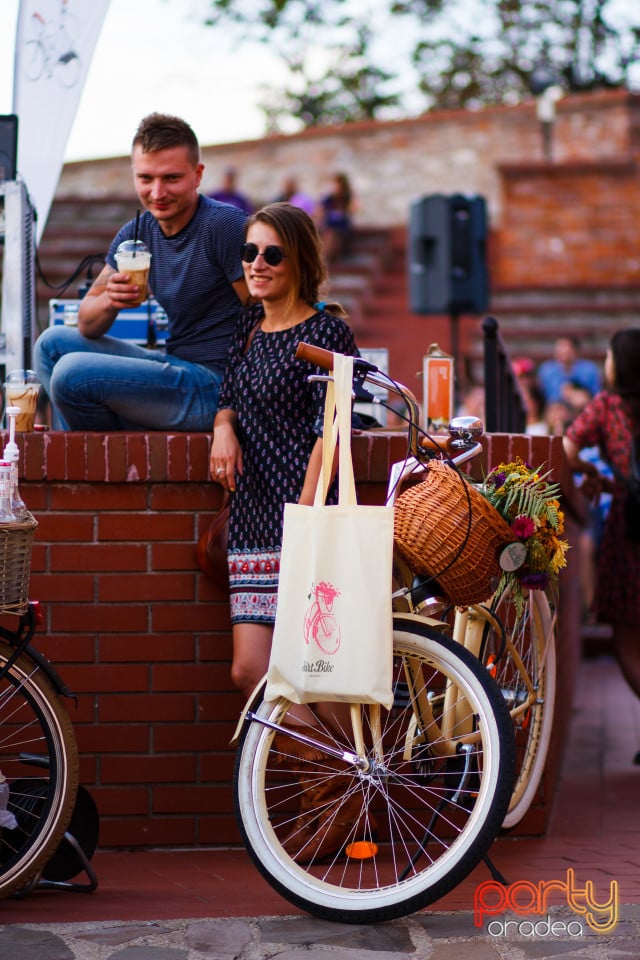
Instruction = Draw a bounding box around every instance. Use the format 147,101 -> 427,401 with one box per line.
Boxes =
447,415 -> 483,452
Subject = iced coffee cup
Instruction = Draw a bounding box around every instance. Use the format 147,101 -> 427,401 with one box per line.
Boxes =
115,239 -> 151,307
4,370 -> 41,432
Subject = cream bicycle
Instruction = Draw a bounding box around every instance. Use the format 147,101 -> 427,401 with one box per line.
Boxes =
232,344 -> 518,923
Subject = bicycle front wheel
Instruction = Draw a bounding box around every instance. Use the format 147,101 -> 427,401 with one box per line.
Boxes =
234,617 -> 515,923
0,641 -> 79,898
481,586 -> 557,829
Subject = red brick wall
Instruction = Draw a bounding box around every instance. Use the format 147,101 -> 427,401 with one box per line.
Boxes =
13,430 -> 581,846
54,91 -> 640,296
494,159 -> 640,287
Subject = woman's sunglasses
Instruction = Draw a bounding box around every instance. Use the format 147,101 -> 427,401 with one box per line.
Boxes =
241,242 -> 286,267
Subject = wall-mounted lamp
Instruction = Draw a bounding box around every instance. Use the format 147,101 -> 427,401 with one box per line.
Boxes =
529,58 -> 563,162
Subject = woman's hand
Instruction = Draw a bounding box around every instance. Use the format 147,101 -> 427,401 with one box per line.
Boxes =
562,435 -> 608,502
578,471 -> 604,501
211,416 -> 242,492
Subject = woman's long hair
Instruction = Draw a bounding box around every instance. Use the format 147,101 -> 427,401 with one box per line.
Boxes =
245,202 -> 347,320
611,328 -> 640,433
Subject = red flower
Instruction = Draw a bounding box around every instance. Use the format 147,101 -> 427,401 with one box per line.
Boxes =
511,514 -> 536,539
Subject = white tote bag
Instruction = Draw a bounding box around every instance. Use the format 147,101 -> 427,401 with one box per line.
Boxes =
265,353 -> 394,708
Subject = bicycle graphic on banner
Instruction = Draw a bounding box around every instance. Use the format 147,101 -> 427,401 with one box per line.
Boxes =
22,0 -> 81,89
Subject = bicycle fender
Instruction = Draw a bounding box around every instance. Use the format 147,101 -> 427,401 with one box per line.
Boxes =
24,644 -> 78,704
230,675 -> 267,746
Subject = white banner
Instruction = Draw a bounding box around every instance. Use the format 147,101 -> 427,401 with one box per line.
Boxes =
12,0 -> 111,243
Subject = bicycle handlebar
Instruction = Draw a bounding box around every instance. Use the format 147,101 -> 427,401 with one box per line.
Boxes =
295,341 -> 334,369
296,341 -> 424,455
296,341 -> 483,477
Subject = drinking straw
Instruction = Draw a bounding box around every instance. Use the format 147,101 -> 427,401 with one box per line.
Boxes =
133,208 -> 141,256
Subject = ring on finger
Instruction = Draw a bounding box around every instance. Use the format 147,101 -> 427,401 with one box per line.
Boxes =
216,467 -> 225,475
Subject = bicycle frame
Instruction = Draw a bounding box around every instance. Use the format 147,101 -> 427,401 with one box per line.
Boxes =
298,345 -> 555,821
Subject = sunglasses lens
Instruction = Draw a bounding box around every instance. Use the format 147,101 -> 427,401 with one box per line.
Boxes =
241,243 -> 285,266
264,246 -> 285,266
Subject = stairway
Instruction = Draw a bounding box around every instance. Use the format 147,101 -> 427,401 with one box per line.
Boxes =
31,199 -> 637,396
34,195 -> 134,336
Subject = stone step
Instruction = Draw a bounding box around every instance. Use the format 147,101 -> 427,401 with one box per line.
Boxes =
491,285 -> 640,310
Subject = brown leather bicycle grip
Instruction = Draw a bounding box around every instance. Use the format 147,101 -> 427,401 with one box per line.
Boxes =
420,435 -> 452,453
295,341 -> 334,369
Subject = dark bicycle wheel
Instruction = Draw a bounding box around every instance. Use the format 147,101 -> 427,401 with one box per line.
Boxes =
0,640 -> 79,898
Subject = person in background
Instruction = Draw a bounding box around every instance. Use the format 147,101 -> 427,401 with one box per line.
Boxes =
545,400 -> 574,436
209,166 -> 253,213
318,172 -> 354,262
457,383 -> 484,420
563,328 -> 640,764
562,379 -> 593,420
34,113 -> 248,431
210,202 -> 361,861
512,356 -> 536,385
537,335 -> 601,404
522,380 -> 548,436
274,175 -> 315,216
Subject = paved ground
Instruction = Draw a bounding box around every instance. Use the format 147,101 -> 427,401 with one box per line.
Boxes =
1,654 -> 639,960
2,907 -> 640,960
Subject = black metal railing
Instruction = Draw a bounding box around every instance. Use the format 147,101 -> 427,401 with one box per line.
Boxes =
482,315 -> 527,433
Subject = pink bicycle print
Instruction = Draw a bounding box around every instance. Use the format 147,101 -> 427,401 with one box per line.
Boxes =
303,581 -> 342,655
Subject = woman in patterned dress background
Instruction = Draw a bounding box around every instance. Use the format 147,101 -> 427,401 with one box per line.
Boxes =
563,329 -> 640,762
210,202 -> 358,700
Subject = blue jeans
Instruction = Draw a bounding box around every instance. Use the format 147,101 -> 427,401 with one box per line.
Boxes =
34,326 -> 224,431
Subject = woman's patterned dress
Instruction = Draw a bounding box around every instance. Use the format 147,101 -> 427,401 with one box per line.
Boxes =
216,304 -> 357,624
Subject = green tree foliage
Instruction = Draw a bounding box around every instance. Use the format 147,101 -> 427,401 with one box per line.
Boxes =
259,25 -> 402,130
199,0 -> 640,126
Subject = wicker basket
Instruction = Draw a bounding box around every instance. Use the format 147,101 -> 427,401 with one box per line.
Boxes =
0,515 -> 38,615
393,460 -> 515,606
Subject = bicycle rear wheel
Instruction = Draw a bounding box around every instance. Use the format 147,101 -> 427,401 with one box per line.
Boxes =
234,617 -> 515,923
0,640 -> 79,898
481,586 -> 557,829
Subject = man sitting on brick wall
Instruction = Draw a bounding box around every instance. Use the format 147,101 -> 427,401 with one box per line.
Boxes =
34,113 -> 249,431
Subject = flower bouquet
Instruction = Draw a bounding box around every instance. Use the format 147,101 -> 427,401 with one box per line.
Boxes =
480,457 -> 569,611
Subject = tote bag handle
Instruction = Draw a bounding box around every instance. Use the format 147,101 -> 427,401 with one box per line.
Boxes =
314,354 -> 357,508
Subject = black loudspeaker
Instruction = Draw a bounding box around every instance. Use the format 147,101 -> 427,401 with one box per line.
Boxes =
408,193 -> 489,314
0,114 -> 18,182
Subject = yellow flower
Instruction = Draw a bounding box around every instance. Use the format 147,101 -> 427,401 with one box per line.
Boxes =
551,540 -> 569,573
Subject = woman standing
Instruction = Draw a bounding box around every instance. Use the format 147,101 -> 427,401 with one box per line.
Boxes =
210,203 -> 358,698
563,329 -> 640,761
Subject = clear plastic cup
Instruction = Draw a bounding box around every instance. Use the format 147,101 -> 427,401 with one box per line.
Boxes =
115,239 -> 152,307
4,370 -> 41,433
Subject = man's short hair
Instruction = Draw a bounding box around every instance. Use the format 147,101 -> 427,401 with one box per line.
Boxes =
132,113 -> 200,165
